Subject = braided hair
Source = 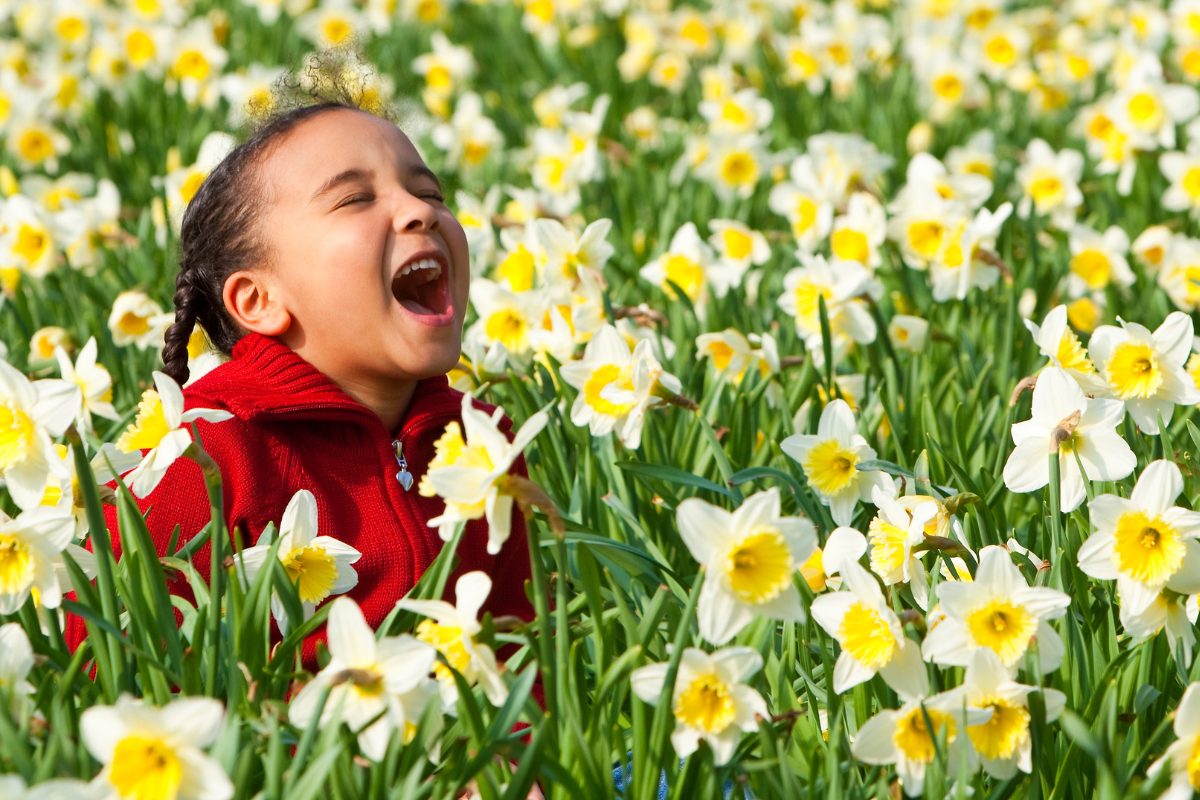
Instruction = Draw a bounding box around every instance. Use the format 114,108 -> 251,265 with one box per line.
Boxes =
160,102 -> 352,385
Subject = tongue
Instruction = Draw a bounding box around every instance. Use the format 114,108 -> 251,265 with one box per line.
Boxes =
395,273 -> 449,315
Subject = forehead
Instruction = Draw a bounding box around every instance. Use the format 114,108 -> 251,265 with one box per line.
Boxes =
260,108 -> 425,198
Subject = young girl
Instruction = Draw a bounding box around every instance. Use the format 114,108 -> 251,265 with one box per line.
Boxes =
67,101 -> 537,664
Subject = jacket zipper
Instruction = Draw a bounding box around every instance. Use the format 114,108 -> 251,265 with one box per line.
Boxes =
392,438 -> 414,491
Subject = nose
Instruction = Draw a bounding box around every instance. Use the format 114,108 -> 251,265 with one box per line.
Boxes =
392,190 -> 440,234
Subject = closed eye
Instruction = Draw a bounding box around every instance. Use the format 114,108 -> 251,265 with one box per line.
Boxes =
335,192 -> 374,209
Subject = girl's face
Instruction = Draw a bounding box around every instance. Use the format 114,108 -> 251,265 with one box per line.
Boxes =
255,108 -> 469,393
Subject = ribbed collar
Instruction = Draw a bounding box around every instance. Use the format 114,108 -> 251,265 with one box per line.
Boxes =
189,332 -> 460,435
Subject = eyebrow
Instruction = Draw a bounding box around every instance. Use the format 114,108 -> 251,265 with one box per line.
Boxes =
309,168 -> 372,204
308,165 -> 444,204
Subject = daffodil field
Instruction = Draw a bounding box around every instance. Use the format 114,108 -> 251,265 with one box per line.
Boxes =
15,0 -> 1200,797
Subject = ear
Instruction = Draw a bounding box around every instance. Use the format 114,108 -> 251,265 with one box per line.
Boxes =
222,269 -> 291,337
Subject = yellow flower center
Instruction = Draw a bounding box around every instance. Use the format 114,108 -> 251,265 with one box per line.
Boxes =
1188,736 -> 1200,790
1055,330 -> 1095,374
108,735 -> 183,800
800,547 -> 826,592
322,16 -> 353,44
496,244 -> 536,292
719,99 -> 750,128
868,518 -> 908,578
282,545 -> 338,604
724,527 -> 794,604
115,310 -> 152,337
907,220 -> 944,259
116,390 -> 172,452
967,696 -> 1030,760
1067,297 -> 1099,333
706,340 -> 735,371
793,196 -> 818,236
838,601 -> 896,669
0,533 -> 33,597
484,308 -> 530,353
179,171 -> 206,206
831,228 -> 870,263
0,403 -> 36,470
984,34 -> 1017,67
661,254 -> 706,302
1113,511 -> 1184,585
582,363 -> 636,418
1127,92 -> 1162,129
1028,172 -> 1064,206
721,228 -> 754,261
172,49 -> 210,81
125,30 -> 157,68
966,599 -> 1036,665
791,280 -> 833,332
932,73 -> 963,101
718,150 -> 759,188
1105,341 -> 1162,399
803,439 -> 858,496
1070,248 -> 1111,289
673,672 -> 736,734
17,129 -> 54,164
1183,167 -> 1200,202
416,620 -> 471,681
893,705 -> 957,763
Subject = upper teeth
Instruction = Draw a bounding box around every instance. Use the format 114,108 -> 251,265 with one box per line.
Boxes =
398,258 -> 442,278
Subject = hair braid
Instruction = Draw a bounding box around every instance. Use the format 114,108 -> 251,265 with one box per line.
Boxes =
161,268 -> 201,385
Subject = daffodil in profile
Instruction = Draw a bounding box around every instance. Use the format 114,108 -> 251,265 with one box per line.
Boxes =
781,399 -> 891,525
395,571 -> 510,708
811,562 -> 927,694
0,506 -> 76,615
1002,366 -> 1135,512
288,597 -> 437,761
0,359 -> 79,510
1088,311 -> 1200,434
81,694 -> 233,800
921,545 -> 1070,672
238,489 -> 362,632
419,394 -> 548,555
630,646 -> 767,766
1148,682 -> 1200,799
115,371 -> 232,497
677,488 -> 816,644
1023,305 -> 1106,394
0,622 -> 34,717
1077,460 -> 1200,614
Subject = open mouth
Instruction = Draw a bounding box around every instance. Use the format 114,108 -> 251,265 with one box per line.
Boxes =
391,253 -> 452,320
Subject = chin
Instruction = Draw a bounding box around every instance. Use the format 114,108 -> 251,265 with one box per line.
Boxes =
405,342 -> 462,379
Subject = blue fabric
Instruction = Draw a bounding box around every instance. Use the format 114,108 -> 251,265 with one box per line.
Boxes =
611,758 -> 668,799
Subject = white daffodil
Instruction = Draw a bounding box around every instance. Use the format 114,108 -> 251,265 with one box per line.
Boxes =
781,399 -> 892,526
852,686 -> 991,797
81,694 -> 233,800
419,395 -> 547,555
114,371 -> 233,498
864,489 -> 939,610
533,217 -> 615,286
777,253 -> 878,365
631,646 -> 767,766
930,202 -> 1012,302
1119,586 -> 1197,669
288,597 -> 437,761
0,775 -> 98,800
0,622 -> 34,718
1016,138 -> 1083,229
639,222 -> 717,312
238,490 -> 362,632
1002,367 -> 1135,512
676,488 -> 816,645
36,443 -> 139,540
922,545 -> 1070,673
960,648 -> 1066,779
1089,312 -> 1200,434
106,290 -> 170,350
1023,305 -> 1106,394
695,329 -> 758,384
53,337 -> 118,434
560,323 -> 681,450
395,571 -> 509,708
0,506 -> 75,615
1066,224 -> 1134,296
1148,682 -> 1200,800
1078,460 -> 1200,614
0,359 -> 79,510
811,562 -> 927,694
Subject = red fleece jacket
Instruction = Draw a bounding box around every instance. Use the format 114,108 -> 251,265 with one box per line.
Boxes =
65,332 -> 537,667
